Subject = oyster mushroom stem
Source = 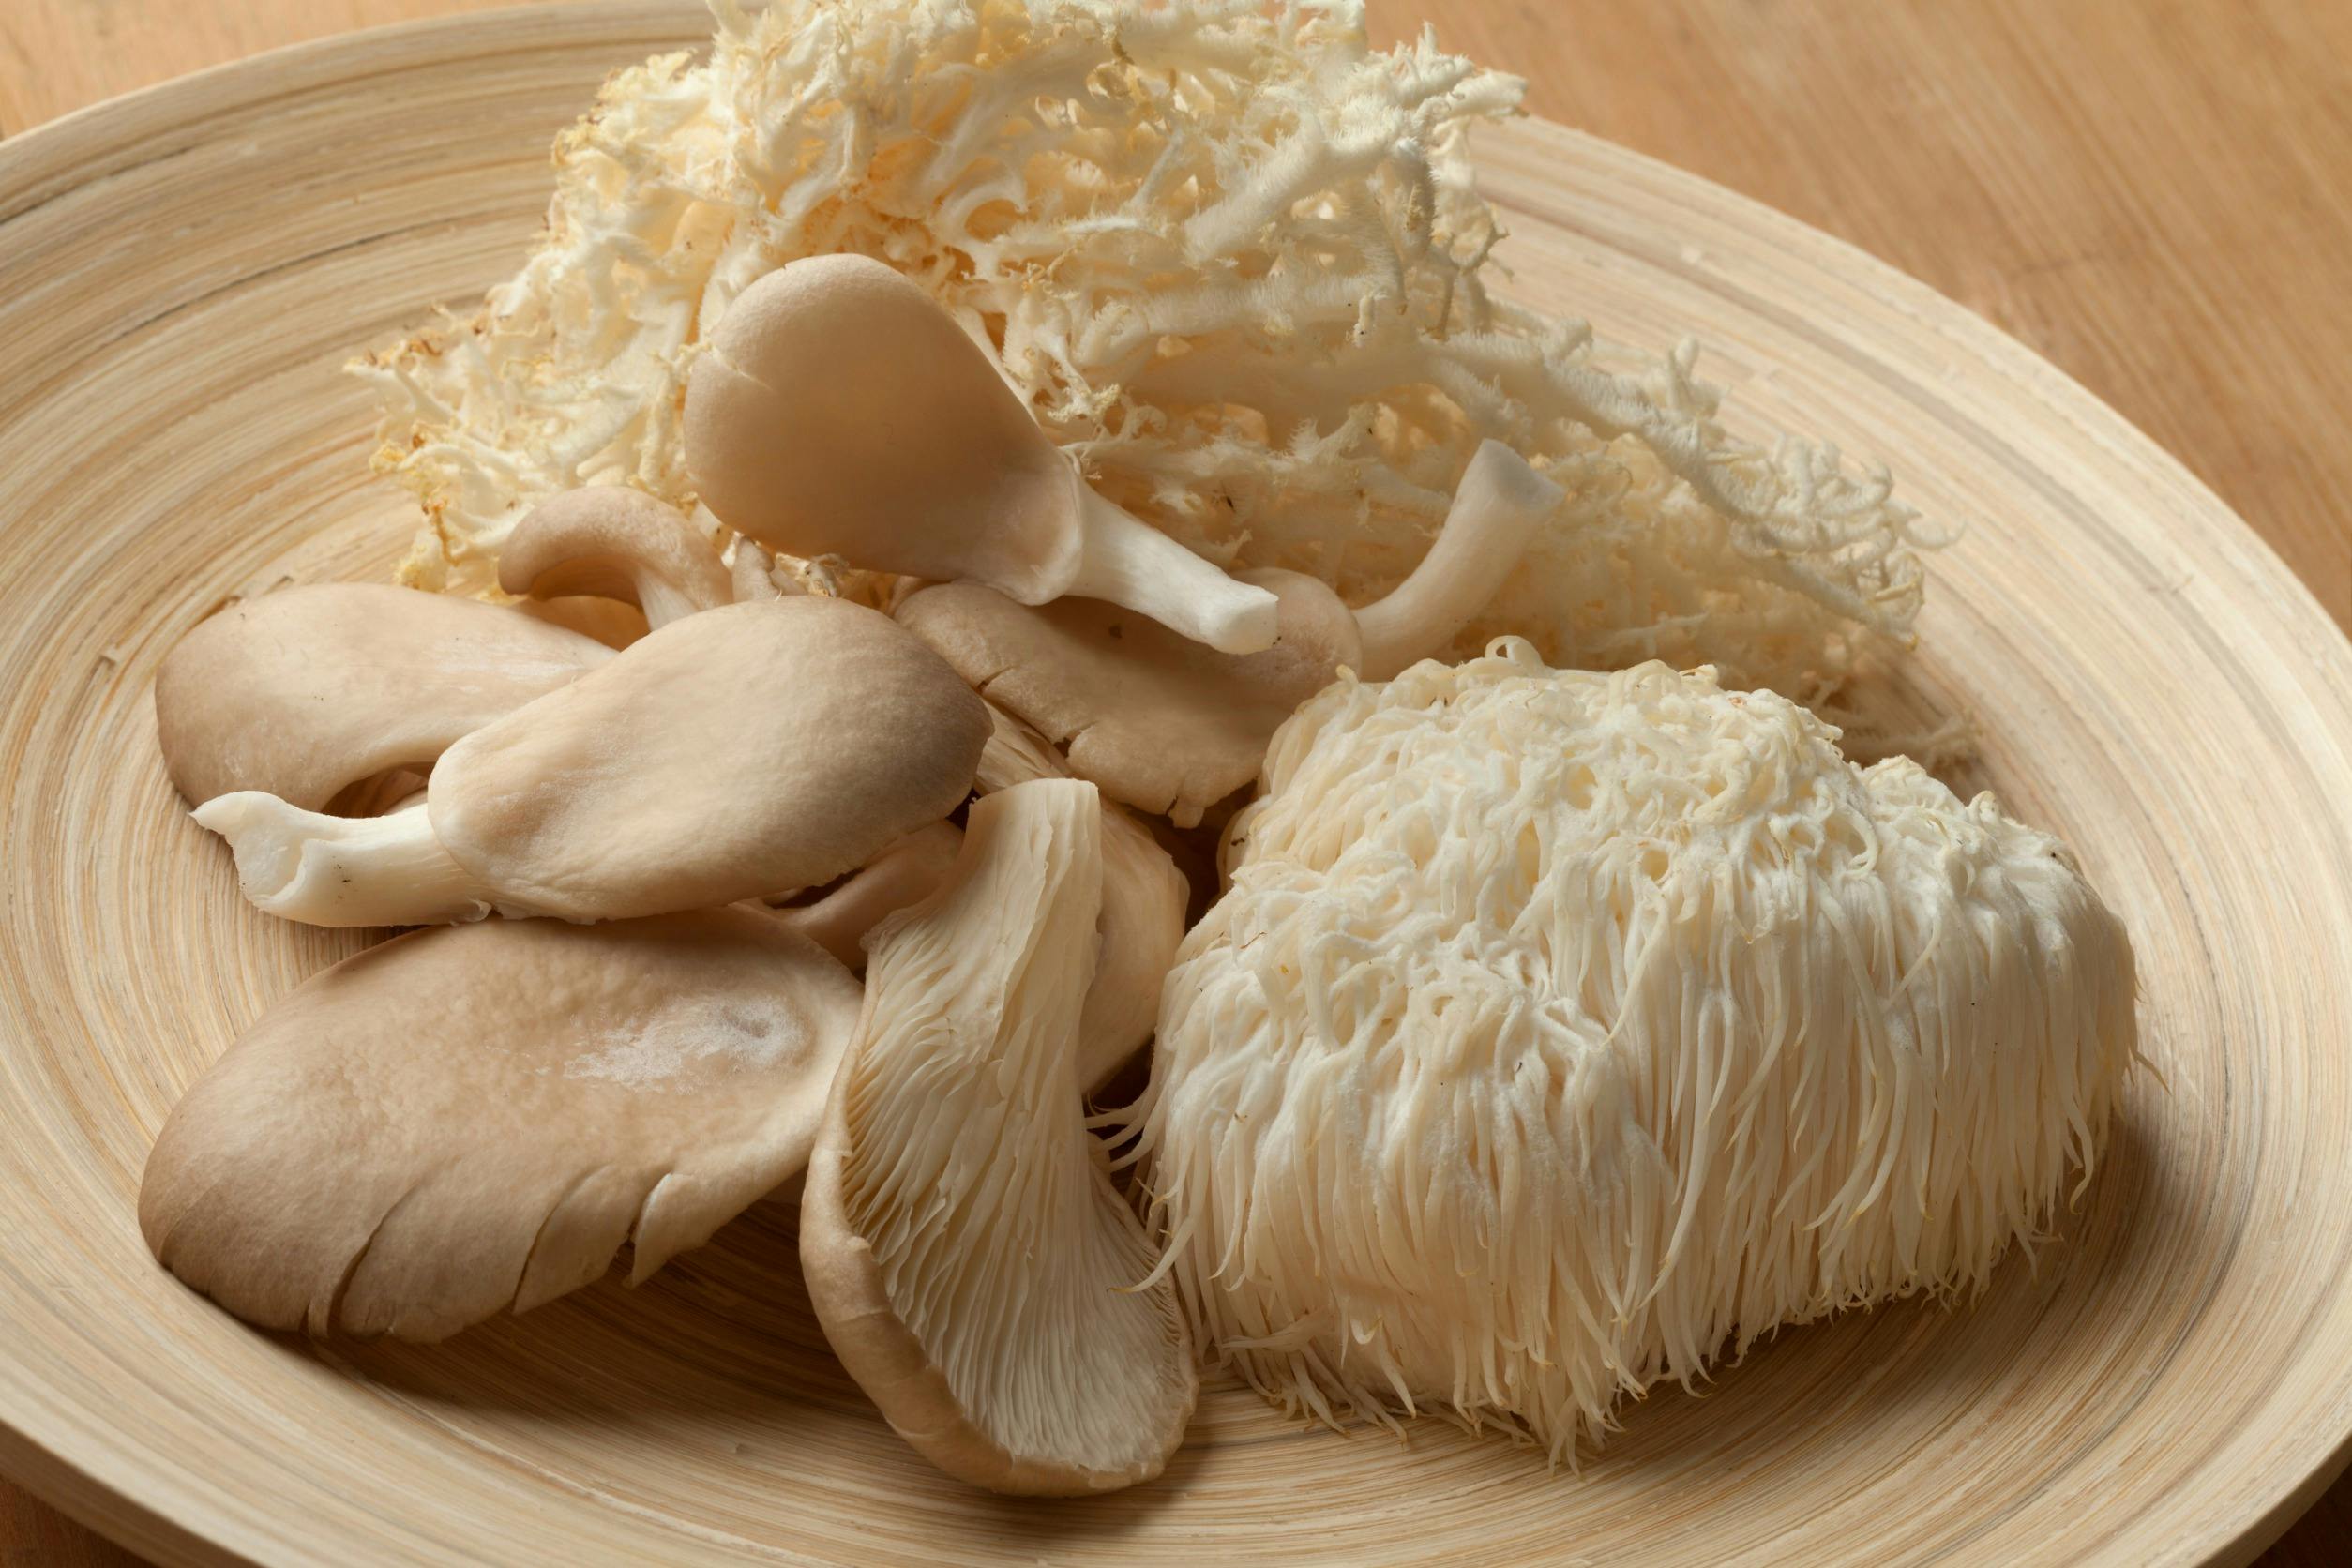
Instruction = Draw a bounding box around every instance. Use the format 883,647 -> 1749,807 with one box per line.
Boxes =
192,792 -> 497,927
1063,486 -> 1278,655
498,488 -> 731,630
1352,438 -> 1567,679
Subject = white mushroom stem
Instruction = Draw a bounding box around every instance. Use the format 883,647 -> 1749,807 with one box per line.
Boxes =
1352,439 -> 1566,680
727,538 -> 789,603
499,490 -> 732,631
1064,487 -> 1279,656
190,792 -> 502,927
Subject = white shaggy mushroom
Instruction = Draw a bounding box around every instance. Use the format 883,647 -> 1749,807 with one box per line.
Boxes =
1132,642 -> 2139,1457
799,778 -> 1197,1495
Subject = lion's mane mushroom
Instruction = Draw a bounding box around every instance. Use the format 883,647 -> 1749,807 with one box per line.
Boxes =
974,708 -> 1186,1092
194,598 -> 988,926
800,777 -> 1197,1495
141,908 -> 860,1341
156,582 -> 611,811
900,441 -> 1562,826
497,488 -> 733,629
1130,642 -> 2140,1458
685,253 -> 1278,656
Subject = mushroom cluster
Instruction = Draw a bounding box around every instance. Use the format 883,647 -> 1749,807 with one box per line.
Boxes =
148,250 -> 2135,1497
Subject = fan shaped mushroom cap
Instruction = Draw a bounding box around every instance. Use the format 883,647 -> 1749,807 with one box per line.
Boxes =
799,778 -> 1197,1495
156,582 -> 610,810
685,253 -> 1277,655
196,597 -> 990,926
141,908 -> 860,1341
498,488 -> 732,630
899,441 -> 1562,827
902,569 -> 1353,828
974,707 -> 1186,1089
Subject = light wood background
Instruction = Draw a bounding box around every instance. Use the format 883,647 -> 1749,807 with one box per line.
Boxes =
1,2 -> 2346,1562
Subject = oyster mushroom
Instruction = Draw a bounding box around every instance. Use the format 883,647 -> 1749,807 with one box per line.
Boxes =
771,821 -> 965,971
141,908 -> 860,1341
156,582 -> 610,811
899,440 -> 1564,826
195,598 -> 989,926
800,778 -> 1198,1495
685,253 -> 1277,655
974,707 -> 1186,1091
497,488 -> 732,630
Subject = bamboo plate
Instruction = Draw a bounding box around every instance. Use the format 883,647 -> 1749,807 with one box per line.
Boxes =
3,4 -> 2350,1564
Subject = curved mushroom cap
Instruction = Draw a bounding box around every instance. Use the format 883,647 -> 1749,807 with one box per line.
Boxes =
772,821 -> 965,971
430,597 -> 989,921
686,254 -> 1078,600
686,254 -> 1277,655
902,569 -> 1357,828
975,707 -> 1186,1090
800,778 -> 1198,1495
498,488 -> 732,631
141,909 -> 860,1342
157,582 -> 611,810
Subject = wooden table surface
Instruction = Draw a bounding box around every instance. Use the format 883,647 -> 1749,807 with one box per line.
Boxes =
2,2 -> 2346,1562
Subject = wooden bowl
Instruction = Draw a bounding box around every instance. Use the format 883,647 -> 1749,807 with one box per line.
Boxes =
4,5 -> 2349,1562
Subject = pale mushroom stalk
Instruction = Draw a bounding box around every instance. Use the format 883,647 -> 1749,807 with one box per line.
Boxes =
770,821 -> 963,970
1064,487 -> 1279,655
498,488 -> 731,630
1351,439 -> 1567,679
191,792 -> 502,927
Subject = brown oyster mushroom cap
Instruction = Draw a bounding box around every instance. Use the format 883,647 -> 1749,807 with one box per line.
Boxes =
903,568 -> 1357,829
799,779 -> 1197,1496
140,908 -> 861,1342
156,582 -> 610,810
772,821 -> 965,971
195,597 -> 990,927
684,253 -> 1276,654
498,488 -> 732,630
430,597 -> 990,922
974,707 -> 1186,1090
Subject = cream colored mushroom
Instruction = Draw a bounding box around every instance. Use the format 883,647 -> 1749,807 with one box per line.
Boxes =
685,253 -> 1277,655
141,908 -> 860,1341
497,488 -> 732,629
770,821 -> 964,971
975,707 -> 1185,1091
156,582 -> 610,811
195,598 -> 989,926
799,778 -> 1197,1495
898,440 -> 1564,827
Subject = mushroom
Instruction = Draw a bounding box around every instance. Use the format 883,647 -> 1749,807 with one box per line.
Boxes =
497,488 -> 733,630
156,582 -> 611,811
141,908 -> 861,1341
898,439 -> 1565,827
194,597 -> 990,926
975,707 -> 1186,1091
770,821 -> 965,971
684,253 -> 1278,655
1130,643 -> 2139,1458
799,778 -> 1198,1495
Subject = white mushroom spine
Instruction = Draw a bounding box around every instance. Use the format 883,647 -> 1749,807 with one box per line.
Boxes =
1352,440 -> 1566,680
1063,484 -> 1279,656
190,792 -> 500,927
